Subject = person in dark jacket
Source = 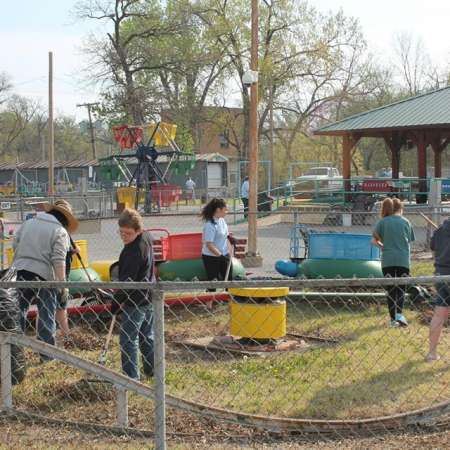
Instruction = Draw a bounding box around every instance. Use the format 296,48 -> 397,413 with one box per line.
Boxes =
426,218 -> 450,361
111,208 -> 155,380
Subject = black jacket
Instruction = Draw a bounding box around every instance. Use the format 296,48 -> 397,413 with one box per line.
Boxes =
113,231 -> 155,309
430,219 -> 450,274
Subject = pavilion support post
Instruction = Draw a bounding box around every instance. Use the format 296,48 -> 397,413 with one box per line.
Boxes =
434,147 -> 442,179
342,134 -> 359,201
383,132 -> 402,180
431,136 -> 449,179
416,132 -> 428,204
391,148 -> 400,180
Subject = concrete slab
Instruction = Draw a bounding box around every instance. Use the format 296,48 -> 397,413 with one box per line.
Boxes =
173,333 -> 335,357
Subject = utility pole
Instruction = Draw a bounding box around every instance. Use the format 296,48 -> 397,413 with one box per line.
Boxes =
247,0 -> 260,262
40,132 -> 46,161
48,51 -> 54,196
77,102 -> 99,159
269,85 -> 274,190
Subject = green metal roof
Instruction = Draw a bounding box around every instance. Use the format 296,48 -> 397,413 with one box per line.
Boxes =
315,86 -> 450,135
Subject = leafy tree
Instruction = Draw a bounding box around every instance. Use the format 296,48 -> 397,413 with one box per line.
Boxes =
76,0 -> 181,124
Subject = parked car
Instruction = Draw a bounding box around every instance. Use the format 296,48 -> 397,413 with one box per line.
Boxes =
286,167 -> 343,189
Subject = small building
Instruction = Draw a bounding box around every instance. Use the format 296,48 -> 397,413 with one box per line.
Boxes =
0,159 -> 98,194
99,152 -> 229,194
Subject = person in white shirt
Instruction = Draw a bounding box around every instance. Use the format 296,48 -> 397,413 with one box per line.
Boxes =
185,177 -> 196,203
201,198 -> 237,290
241,176 -> 249,218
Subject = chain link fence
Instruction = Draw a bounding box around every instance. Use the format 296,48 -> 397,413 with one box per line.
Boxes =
0,274 -> 449,448
0,206 -> 448,447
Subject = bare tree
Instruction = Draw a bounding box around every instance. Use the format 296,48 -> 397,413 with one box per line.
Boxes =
393,32 -> 431,95
0,72 -> 12,106
195,0 -> 308,160
271,7 -> 378,167
0,95 -> 40,159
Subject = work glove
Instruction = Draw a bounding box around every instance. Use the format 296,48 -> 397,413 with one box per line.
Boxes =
58,288 -> 70,309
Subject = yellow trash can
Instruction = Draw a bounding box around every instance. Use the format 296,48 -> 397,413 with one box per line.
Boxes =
70,240 -> 88,270
228,287 -> 289,340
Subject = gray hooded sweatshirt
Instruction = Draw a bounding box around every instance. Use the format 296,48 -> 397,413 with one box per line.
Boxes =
12,213 -> 70,280
430,218 -> 450,275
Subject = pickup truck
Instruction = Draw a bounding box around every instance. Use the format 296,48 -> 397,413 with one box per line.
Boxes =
286,167 -> 343,189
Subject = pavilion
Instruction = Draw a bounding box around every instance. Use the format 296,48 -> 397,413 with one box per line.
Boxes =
314,86 -> 450,203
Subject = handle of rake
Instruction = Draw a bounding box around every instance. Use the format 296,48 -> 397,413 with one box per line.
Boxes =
69,236 -> 94,282
98,314 -> 116,366
420,212 -> 438,230
216,246 -> 235,336
69,236 -> 103,303
225,244 -> 235,282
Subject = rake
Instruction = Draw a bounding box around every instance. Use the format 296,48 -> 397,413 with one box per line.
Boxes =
98,314 -> 117,366
83,315 -> 117,385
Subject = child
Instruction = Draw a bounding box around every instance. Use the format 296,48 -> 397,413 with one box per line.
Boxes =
111,208 -> 155,380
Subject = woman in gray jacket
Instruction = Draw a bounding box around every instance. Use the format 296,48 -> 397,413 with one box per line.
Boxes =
13,200 -> 78,352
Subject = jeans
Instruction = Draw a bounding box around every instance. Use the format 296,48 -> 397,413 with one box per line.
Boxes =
382,266 -> 410,320
17,270 -> 58,351
120,304 -> 154,380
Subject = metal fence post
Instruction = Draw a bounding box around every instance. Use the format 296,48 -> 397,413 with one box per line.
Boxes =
0,338 -> 12,409
153,288 -> 166,450
116,387 -> 128,427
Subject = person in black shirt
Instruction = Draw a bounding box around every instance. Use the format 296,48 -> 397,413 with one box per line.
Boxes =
111,208 -> 155,379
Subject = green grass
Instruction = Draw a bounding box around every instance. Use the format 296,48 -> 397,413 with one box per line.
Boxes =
162,302 -> 449,420
10,297 -> 449,430
411,261 -> 434,277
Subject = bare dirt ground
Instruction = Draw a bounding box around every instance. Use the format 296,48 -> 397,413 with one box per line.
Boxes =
0,419 -> 448,450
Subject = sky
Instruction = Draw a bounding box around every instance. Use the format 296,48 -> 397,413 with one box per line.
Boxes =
1,0 -> 449,121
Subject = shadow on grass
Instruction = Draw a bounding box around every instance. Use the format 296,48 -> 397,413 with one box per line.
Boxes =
294,360 -> 448,419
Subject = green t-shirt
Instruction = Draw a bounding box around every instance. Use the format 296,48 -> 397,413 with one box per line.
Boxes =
374,215 -> 415,269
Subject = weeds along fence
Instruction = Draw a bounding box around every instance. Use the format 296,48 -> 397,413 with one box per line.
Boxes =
0,276 -> 449,449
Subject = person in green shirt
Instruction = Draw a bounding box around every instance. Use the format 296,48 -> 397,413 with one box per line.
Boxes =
372,197 -> 415,327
